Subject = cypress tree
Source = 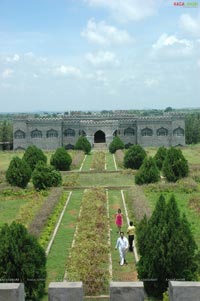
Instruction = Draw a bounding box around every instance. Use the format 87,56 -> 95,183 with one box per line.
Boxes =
154,146 -> 167,170
124,144 -> 146,169
109,136 -> 124,153
137,194 -> 198,298
135,157 -> 160,185
23,145 -> 47,171
0,222 -> 46,300
162,147 -> 189,182
50,147 -> 72,171
6,156 -> 32,188
75,136 -> 91,154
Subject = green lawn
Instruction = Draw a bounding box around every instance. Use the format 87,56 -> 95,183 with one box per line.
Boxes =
77,172 -> 134,187
42,190 -> 83,300
105,152 -> 116,171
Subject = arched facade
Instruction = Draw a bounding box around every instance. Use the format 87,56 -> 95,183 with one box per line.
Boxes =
13,113 -> 186,150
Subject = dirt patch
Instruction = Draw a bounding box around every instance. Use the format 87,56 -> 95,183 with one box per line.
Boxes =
68,222 -> 76,228
68,209 -> 77,216
118,270 -> 138,281
111,204 -> 121,210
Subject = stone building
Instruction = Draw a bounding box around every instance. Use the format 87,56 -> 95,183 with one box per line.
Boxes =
13,113 -> 185,150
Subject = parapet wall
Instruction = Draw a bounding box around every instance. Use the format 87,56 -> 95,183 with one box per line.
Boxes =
1,281 -> 200,301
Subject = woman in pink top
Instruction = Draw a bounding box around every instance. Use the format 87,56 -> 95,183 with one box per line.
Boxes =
115,208 -> 123,233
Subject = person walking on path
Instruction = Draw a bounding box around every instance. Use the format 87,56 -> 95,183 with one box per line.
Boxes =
127,221 -> 135,252
115,208 -> 123,233
115,231 -> 129,266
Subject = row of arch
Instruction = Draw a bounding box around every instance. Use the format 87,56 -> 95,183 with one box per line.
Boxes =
14,127 -> 184,139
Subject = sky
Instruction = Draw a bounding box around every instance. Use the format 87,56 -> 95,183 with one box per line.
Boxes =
0,0 -> 200,112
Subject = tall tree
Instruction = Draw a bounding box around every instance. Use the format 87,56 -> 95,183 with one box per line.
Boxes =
137,194 -> 198,298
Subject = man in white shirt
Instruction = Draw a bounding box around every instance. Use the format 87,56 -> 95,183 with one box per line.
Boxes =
115,231 -> 129,266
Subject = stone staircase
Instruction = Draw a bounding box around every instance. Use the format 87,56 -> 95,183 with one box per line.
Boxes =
93,143 -> 107,150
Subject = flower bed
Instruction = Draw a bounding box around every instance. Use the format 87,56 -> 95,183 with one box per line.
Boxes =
90,151 -> 105,171
66,188 -> 109,295
28,187 -> 63,238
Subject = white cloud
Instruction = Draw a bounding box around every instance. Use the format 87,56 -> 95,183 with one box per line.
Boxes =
85,0 -> 158,22
86,70 -> 108,85
179,14 -> 200,37
86,51 -> 119,66
81,19 -> 132,45
152,33 -> 193,56
2,68 -> 14,79
56,65 -> 81,77
6,54 -> 20,62
144,78 -> 159,88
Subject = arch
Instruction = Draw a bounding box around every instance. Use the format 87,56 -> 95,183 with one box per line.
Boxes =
31,129 -> 42,138
46,129 -> 58,138
79,130 -> 86,136
15,146 -> 25,150
141,127 -> 153,136
14,130 -> 25,139
125,142 -> 133,149
124,127 -> 135,136
157,127 -> 168,136
94,130 -> 106,143
64,128 -> 75,137
113,130 -> 118,137
173,127 -> 184,136
65,144 -> 74,150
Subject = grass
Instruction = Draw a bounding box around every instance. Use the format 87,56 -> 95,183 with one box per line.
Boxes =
0,151 -> 24,171
105,152 -> 116,171
77,172 -> 134,187
108,190 -> 137,281
0,189 -> 46,228
42,190 -> 83,301
81,154 -> 93,171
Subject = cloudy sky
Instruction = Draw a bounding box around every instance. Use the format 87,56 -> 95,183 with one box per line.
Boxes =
0,0 -> 199,112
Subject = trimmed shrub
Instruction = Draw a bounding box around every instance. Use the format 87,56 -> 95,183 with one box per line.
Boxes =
6,156 -> 31,188
109,136 -> 125,153
50,147 -> 72,171
75,136 -> 91,154
23,145 -> 47,171
0,222 -> 46,300
124,144 -> 146,169
135,157 -> 160,185
32,161 -> 62,190
154,146 -> 167,170
162,147 -> 189,182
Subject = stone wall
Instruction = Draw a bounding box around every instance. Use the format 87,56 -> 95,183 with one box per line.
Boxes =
1,281 -> 200,301
13,114 -> 185,150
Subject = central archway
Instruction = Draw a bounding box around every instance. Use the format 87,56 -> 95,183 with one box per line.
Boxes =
94,130 -> 106,143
